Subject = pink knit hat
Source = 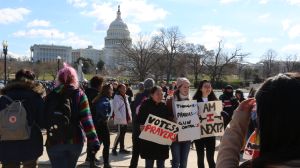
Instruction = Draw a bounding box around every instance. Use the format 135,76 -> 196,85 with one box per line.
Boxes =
176,77 -> 190,88
56,63 -> 79,88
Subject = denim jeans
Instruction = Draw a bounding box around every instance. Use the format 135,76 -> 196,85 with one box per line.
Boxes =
145,159 -> 165,168
171,141 -> 191,168
46,144 -> 83,168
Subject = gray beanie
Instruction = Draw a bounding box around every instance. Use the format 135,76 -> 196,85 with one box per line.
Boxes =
144,78 -> 155,90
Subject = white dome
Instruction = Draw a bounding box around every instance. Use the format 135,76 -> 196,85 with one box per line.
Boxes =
105,6 -> 131,43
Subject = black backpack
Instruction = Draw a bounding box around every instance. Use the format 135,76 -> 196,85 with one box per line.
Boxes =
45,89 -> 80,143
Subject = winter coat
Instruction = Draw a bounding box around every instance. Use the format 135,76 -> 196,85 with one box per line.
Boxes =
85,87 -> 100,121
95,96 -> 111,123
113,94 -> 132,125
0,80 -> 45,162
219,93 -> 239,118
137,98 -> 173,160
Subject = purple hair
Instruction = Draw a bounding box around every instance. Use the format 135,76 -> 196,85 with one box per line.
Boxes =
56,62 -> 79,88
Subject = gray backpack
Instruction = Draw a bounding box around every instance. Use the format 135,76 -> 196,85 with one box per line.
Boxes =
0,95 -> 31,141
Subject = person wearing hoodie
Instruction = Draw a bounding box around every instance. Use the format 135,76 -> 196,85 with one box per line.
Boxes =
217,73 -> 300,168
167,77 -> 192,168
0,69 -> 45,168
219,85 -> 239,128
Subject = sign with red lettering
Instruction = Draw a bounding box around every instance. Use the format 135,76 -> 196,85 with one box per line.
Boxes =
198,101 -> 224,138
243,130 -> 260,160
139,114 -> 179,145
174,100 -> 201,141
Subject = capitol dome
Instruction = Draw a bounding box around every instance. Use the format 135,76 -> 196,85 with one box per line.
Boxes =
105,5 -> 132,48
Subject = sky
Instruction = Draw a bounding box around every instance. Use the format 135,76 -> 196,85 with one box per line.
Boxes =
1,0 -> 300,63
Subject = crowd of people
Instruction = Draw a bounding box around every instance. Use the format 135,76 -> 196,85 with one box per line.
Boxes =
0,62 -> 299,168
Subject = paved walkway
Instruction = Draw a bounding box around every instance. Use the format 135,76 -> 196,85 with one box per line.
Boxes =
1,132 -> 221,168
40,132 -> 221,168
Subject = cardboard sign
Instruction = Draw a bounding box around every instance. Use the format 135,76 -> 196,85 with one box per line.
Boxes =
198,101 -> 224,138
174,100 -> 201,141
139,114 -> 179,145
243,130 -> 260,160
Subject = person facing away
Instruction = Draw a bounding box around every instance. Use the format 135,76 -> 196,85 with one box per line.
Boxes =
84,75 -> 104,164
0,69 -> 45,168
44,63 -> 100,168
112,83 -> 132,156
125,83 -> 134,104
219,85 -> 239,128
137,86 -> 174,168
93,84 -> 114,168
193,80 -> 218,168
217,73 -> 300,168
167,77 -> 192,168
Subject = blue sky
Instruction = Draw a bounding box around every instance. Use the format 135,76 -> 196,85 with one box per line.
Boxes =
1,0 -> 300,63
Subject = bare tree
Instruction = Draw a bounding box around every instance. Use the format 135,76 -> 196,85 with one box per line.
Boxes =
154,26 -> 184,83
261,49 -> 277,78
118,34 -> 160,81
183,43 -> 210,85
284,54 -> 298,72
204,41 -> 249,84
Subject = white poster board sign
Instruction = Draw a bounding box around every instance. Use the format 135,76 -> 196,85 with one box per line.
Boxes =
198,101 -> 224,138
139,114 -> 179,145
174,100 -> 201,141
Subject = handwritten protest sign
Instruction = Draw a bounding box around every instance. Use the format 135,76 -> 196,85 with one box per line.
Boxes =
174,100 -> 201,141
243,130 -> 260,160
198,101 -> 224,138
139,114 -> 179,145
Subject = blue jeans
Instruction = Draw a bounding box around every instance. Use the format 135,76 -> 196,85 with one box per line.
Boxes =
145,159 -> 165,168
47,144 -> 83,168
171,141 -> 191,168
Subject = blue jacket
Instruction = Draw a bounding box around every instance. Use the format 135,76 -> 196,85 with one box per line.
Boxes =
0,80 -> 45,162
95,96 -> 111,122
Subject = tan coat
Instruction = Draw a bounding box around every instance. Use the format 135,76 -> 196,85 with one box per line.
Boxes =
216,110 -> 300,168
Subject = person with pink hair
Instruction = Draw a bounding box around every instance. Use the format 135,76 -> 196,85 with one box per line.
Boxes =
45,63 -> 100,168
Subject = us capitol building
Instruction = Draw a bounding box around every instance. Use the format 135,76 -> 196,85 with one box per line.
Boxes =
31,6 -> 132,69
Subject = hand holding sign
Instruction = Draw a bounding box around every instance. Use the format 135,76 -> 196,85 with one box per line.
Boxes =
198,101 -> 224,138
174,100 -> 201,141
139,114 -> 179,145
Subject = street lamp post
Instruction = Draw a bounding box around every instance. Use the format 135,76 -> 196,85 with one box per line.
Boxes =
57,56 -> 61,72
2,40 -> 8,85
96,67 -> 98,74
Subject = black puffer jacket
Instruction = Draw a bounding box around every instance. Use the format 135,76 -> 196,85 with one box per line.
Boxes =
0,80 -> 45,162
137,98 -> 173,160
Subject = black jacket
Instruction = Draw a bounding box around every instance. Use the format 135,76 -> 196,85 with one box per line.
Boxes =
0,80 -> 45,162
85,87 -> 100,121
137,98 -> 173,160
